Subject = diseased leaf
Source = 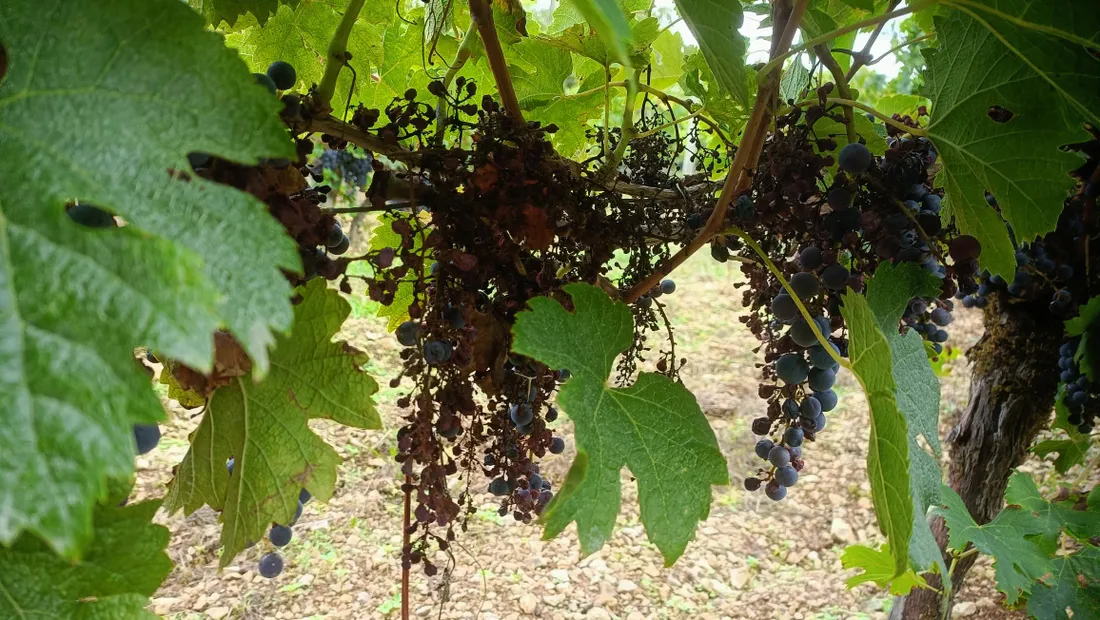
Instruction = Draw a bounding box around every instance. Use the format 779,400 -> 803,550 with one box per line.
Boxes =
164,280 -> 380,565
936,484 -> 1053,604
0,0 -> 297,556
840,544 -> 929,595
673,0 -> 749,105
0,501 -> 172,619
1027,545 -> 1100,620
923,3 -> 1100,278
511,283 -> 728,564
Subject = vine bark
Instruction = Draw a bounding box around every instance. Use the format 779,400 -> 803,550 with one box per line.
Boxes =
890,295 -> 1063,619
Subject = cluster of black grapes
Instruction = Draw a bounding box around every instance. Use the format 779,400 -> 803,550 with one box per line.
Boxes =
961,232 -> 1078,316
735,121 -> 978,501
225,457 -> 311,579
311,148 -> 372,190
1058,337 -> 1097,434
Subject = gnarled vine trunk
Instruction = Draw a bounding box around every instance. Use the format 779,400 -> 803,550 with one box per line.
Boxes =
890,295 -> 1063,620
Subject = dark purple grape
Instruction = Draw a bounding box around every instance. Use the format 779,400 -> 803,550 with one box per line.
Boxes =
774,465 -> 799,487
765,479 -> 787,501
549,437 -> 566,454
269,524 -> 293,547
838,143 -> 872,174
776,354 -> 809,384
799,246 -> 823,270
813,389 -> 837,412
266,60 -> 297,90
133,424 -> 160,455
821,264 -> 849,290
772,293 -> 799,322
259,552 -> 284,578
396,321 -> 419,347
488,478 -> 510,496
744,477 -> 762,491
783,426 -> 805,447
790,272 -> 820,299
768,445 -> 791,468
755,439 -> 774,459
800,396 -> 822,419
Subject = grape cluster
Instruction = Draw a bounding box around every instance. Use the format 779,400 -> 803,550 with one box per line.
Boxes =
728,99 -> 976,500
1057,338 -> 1097,434
311,148 -> 372,190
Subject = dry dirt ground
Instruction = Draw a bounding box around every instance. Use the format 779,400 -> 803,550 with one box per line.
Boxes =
137,252 -> 1059,620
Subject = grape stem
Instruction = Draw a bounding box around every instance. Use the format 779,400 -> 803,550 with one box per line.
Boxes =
726,226 -> 852,371
469,0 -> 524,124
621,0 -> 809,304
781,97 -> 928,136
316,0 -> 366,114
435,23 -> 478,135
813,45 -> 858,144
756,0 -> 940,81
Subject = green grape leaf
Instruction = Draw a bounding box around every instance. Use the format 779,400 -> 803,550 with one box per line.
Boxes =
861,263 -> 949,578
649,30 -> 686,91
188,0 -> 300,27
679,51 -> 751,134
1027,545 -> 1100,620
1067,296 -> 1100,382
1033,385 -> 1090,473
0,500 -> 172,619
840,544 -> 929,595
511,283 -> 728,564
673,0 -> 749,106
164,279 -> 380,564
0,0 -> 298,556
566,0 -> 634,68
837,0 -> 873,11
936,484 -> 1053,604
370,214 -> 434,332
1002,471 -> 1100,547
923,4 -> 1100,279
838,294 -> 909,575
511,39 -> 575,107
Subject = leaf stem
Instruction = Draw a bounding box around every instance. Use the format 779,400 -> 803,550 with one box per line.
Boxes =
756,0 -> 940,81
728,227 -> 851,370
621,0 -> 809,304
317,0 -> 366,114
469,0 -> 524,123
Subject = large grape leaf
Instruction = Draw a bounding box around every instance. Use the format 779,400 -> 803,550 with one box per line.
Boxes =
673,0 -> 749,106
164,279 -> 380,565
1002,471 -> 1100,549
858,263 -> 947,578
838,266 -> 938,576
566,0 -> 634,69
511,283 -> 728,564
1027,545 -> 1100,620
0,0 -> 298,556
0,500 -> 172,619
923,2 -> 1100,278
936,484 -> 1054,605
189,0 -> 301,27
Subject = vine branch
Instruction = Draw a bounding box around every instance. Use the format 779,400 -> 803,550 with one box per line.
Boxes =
757,0 -> 939,80
317,0 -> 367,114
469,0 -> 524,123
781,97 -> 928,136
844,0 -> 900,80
621,0 -> 810,304
596,71 -> 640,182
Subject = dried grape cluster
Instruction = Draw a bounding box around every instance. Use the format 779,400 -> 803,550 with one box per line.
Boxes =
341,78 -> 725,575
731,99 -> 977,500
